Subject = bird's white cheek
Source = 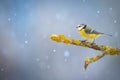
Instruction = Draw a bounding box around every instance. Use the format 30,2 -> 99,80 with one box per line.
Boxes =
78,27 -> 83,31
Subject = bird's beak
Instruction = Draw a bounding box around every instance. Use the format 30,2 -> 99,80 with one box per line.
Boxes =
76,27 -> 78,28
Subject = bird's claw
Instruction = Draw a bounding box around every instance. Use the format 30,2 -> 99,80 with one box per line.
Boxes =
82,40 -> 87,42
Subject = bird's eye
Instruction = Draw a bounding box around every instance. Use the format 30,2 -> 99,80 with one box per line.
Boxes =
76,25 -> 81,28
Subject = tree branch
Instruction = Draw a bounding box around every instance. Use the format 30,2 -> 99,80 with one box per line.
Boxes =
50,34 -> 120,70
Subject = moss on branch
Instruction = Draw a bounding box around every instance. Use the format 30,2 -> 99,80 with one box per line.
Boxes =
50,34 -> 120,70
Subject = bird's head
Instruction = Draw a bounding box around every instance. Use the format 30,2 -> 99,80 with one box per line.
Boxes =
76,24 -> 86,31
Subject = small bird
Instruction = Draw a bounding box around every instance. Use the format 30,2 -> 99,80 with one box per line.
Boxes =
76,24 -> 112,43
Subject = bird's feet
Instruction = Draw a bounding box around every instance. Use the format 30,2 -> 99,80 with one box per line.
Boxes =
81,40 -> 87,42
91,40 -> 95,45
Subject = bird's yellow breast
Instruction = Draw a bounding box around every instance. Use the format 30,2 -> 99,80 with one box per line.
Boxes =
79,29 -> 101,40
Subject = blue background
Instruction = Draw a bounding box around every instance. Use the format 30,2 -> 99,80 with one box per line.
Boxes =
0,0 -> 120,80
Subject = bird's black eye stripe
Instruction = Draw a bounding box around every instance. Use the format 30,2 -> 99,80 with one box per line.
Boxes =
77,25 -> 81,27
83,25 -> 87,29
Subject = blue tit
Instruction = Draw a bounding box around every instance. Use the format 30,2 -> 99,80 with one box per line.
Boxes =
76,24 -> 112,42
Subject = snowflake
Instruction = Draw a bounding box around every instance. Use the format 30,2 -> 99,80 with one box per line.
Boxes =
114,20 -> 117,23
64,50 -> 70,58
24,40 -> 28,44
97,10 -> 100,14
109,8 -> 113,10
8,18 -> 11,22
53,49 -> 56,52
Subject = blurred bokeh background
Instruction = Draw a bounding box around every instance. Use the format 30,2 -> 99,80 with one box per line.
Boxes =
0,0 -> 120,80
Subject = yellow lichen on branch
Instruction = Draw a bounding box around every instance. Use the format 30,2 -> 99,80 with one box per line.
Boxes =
50,34 -> 120,70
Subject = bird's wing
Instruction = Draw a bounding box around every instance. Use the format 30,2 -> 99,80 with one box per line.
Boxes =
84,26 -> 93,34
91,30 -> 103,34
85,26 -> 103,34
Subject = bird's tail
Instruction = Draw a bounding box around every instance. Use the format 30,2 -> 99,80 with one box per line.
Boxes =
101,33 -> 112,37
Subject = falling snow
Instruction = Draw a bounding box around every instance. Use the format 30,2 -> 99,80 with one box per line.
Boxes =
96,10 -> 100,16
8,18 -> 11,22
64,50 -> 70,58
63,50 -> 70,62
97,10 -> 100,14
53,49 -> 56,52
109,8 -> 113,10
24,40 -> 28,44
0,1 -> 120,80
114,20 -> 117,23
